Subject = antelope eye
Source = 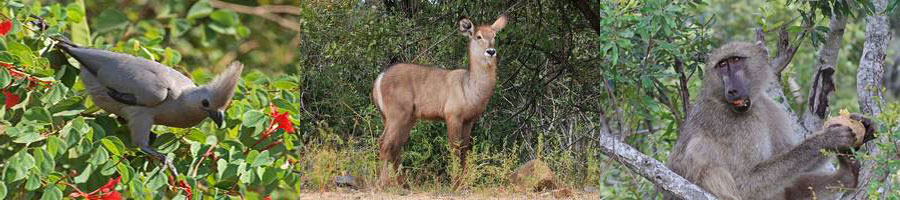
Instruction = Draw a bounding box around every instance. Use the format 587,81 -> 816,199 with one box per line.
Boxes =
202,99 -> 210,108
476,35 -> 482,40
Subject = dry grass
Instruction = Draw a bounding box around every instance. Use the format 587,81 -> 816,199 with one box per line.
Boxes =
294,187 -> 599,200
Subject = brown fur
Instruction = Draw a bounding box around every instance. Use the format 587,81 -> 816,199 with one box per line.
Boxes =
664,42 -> 872,200
372,16 -> 507,188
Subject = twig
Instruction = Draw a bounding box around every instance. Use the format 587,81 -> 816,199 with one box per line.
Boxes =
674,59 -> 691,120
209,0 -> 302,32
411,31 -> 454,63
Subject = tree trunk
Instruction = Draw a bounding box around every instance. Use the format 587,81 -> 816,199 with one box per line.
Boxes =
801,16 -> 846,135
845,0 -> 891,199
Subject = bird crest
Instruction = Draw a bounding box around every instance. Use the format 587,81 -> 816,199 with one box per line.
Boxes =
206,62 -> 244,109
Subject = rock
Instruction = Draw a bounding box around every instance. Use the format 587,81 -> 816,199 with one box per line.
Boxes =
334,175 -> 357,188
509,159 -> 557,192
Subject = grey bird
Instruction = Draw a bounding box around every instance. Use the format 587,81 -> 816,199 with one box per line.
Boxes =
56,38 -> 242,175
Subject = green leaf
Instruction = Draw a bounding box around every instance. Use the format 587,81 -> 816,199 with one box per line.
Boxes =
94,9 -> 129,34
169,19 -> 190,39
33,148 -> 55,176
210,10 -> 239,26
5,151 -> 34,182
8,41 -> 35,67
65,4 -> 85,23
46,136 -> 68,158
0,182 -> 6,200
89,146 -> 109,166
24,107 -> 53,124
101,137 -> 127,157
242,110 -> 266,128
14,131 -> 45,144
43,83 -> 69,105
186,129 -> 206,143
68,0 -> 91,45
0,69 -> 9,88
25,175 -> 41,191
73,164 -> 93,183
163,47 -> 182,66
116,162 -> 133,184
187,0 -> 213,20
40,185 -> 62,200
236,25 -> 251,38
251,150 -> 274,168
271,80 -> 297,90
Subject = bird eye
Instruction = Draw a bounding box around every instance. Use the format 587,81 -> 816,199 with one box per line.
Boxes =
202,99 -> 210,108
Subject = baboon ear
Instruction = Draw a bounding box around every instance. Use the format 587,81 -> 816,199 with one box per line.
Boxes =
458,17 -> 474,35
491,15 -> 507,31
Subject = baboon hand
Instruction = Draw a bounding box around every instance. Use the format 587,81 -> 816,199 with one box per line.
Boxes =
849,113 -> 877,146
819,124 -> 856,150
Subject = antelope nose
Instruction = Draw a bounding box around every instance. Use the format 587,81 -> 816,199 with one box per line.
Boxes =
486,48 -> 497,56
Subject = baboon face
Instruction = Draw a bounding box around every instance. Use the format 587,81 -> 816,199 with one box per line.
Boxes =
704,42 -> 771,114
714,56 -> 752,113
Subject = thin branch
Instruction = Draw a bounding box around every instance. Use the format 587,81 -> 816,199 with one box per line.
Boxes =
772,28 -> 801,74
209,0 -> 302,32
674,59 -> 691,120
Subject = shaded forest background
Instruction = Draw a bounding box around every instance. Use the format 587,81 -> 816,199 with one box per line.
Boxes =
0,0 -> 898,199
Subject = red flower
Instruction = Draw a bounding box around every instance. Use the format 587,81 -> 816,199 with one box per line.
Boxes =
268,103 -> 295,133
0,20 -> 11,36
273,111 -> 294,133
177,180 -> 192,200
98,191 -> 122,200
264,196 -> 272,200
3,90 -> 18,109
68,176 -> 122,200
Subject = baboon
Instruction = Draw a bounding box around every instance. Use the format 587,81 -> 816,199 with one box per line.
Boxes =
664,42 -> 875,200
372,15 -> 507,187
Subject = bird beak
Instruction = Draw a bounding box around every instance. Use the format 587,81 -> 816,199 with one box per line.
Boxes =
207,110 -> 225,128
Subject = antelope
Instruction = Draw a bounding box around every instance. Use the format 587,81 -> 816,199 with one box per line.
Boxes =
372,15 -> 507,187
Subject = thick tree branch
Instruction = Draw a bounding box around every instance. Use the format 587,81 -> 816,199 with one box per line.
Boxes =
846,0 -> 892,198
801,16 -> 846,134
757,28 -> 810,137
590,132 -> 716,200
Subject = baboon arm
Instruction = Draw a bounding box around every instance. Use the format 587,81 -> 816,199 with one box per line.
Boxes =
743,137 -> 827,190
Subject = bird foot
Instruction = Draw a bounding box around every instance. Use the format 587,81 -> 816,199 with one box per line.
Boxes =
140,146 -> 180,178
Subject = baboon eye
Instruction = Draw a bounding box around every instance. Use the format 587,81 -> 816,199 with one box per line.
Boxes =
202,99 -> 210,108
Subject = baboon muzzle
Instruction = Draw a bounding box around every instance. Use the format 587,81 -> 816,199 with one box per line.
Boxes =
723,77 -> 751,113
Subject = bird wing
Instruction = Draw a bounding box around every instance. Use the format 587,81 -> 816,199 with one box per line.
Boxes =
62,46 -> 186,107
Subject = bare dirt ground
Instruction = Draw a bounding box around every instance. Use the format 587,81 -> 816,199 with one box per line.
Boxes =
296,188 -> 606,199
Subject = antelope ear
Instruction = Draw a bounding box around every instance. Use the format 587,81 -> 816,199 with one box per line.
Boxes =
491,15 -> 507,31
458,17 -> 474,35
